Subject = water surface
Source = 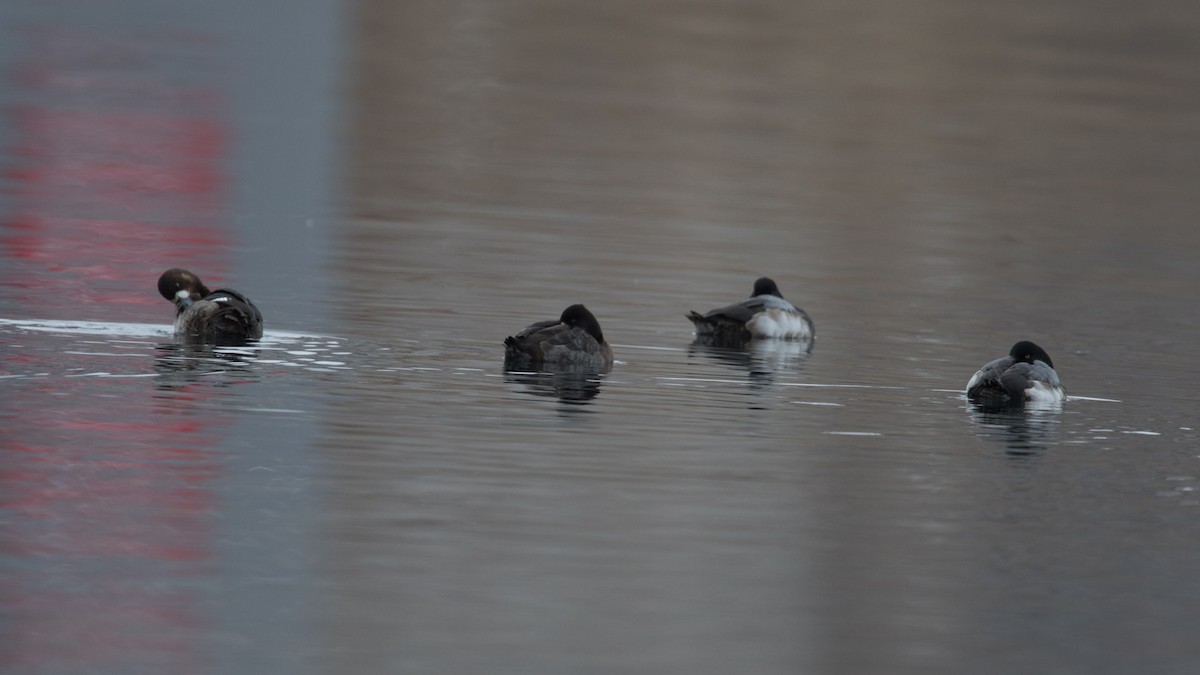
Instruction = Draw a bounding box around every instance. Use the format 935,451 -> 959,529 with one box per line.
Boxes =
4,1 -> 1200,674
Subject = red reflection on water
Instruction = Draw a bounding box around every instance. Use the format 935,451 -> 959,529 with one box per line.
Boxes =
5,106 -> 224,198
0,24 -> 233,674
0,29 -> 231,319
2,586 -> 205,674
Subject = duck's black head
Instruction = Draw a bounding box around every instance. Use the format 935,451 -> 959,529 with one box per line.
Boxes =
560,304 -> 605,344
158,268 -> 212,308
751,277 -> 784,299
1009,340 -> 1054,368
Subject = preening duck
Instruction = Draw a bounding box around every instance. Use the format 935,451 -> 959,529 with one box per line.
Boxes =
157,268 -> 263,343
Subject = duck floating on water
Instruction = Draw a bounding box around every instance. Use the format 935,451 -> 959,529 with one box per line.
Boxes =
157,268 -> 263,343
504,304 -> 613,371
687,277 -> 814,344
966,340 -> 1065,408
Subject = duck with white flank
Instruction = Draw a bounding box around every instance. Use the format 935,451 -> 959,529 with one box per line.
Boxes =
966,340 -> 1065,408
687,277 -> 814,344
157,268 -> 263,343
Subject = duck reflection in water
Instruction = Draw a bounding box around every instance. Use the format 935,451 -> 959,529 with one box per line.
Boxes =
688,339 -> 811,388
967,403 -> 1061,458
154,341 -> 261,391
503,369 -> 606,406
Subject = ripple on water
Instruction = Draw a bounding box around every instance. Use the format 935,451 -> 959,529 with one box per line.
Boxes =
0,318 -> 381,383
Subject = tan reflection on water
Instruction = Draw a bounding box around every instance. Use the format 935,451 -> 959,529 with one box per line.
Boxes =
327,1 -> 1200,672
343,0 -> 1200,344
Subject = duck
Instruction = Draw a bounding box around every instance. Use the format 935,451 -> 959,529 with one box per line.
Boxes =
966,340 -> 1065,407
687,277 -> 814,343
504,304 -> 613,371
157,268 -> 263,343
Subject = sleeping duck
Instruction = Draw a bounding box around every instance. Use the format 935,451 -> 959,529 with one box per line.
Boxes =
504,304 -> 613,371
966,340 -> 1065,407
687,277 -> 814,343
157,268 -> 263,343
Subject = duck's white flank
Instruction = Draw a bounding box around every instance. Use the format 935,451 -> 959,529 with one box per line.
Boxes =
965,369 -> 985,392
1026,380 -> 1066,403
746,309 -> 812,340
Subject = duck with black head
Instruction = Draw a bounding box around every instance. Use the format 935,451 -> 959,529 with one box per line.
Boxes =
966,340 -> 1065,408
504,304 -> 613,371
157,268 -> 263,343
687,276 -> 815,344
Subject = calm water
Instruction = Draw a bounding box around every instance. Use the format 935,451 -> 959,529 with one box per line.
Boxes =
3,1 -> 1200,674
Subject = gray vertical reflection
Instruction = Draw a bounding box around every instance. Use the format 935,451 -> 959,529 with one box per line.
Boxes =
223,1 -> 345,674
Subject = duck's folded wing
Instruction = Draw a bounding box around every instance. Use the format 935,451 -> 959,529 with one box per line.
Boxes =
701,298 -> 766,324
1013,361 -> 1061,387
209,288 -> 261,315
999,362 -> 1054,398
205,289 -> 263,337
512,319 -> 560,341
966,356 -> 1010,393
